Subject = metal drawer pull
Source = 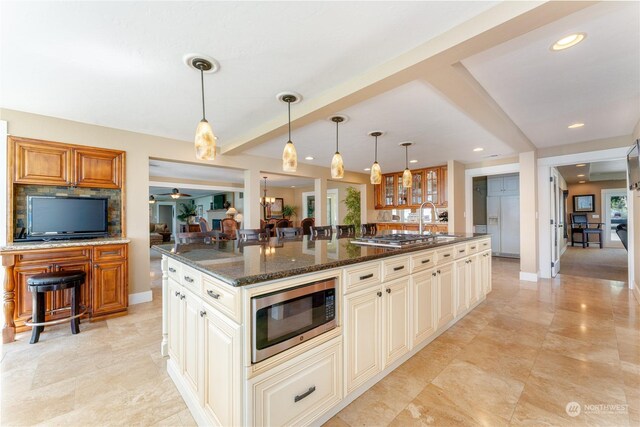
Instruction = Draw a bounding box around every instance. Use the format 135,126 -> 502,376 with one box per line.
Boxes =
101,250 -> 120,255
377,291 -> 382,297
421,259 -> 430,264
184,276 -> 194,283
360,273 -> 374,280
459,249 -> 465,253
393,265 -> 405,271
180,294 -> 186,300
432,272 -> 437,277
386,288 -> 391,293
294,386 -> 316,403
174,291 -> 180,297
207,290 -> 221,299
169,267 -> 177,273
443,254 -> 451,258
471,246 -> 476,250
200,310 -> 207,317
437,270 -> 441,274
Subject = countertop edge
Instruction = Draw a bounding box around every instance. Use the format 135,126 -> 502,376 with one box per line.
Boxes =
154,234 -> 489,288
0,238 -> 131,253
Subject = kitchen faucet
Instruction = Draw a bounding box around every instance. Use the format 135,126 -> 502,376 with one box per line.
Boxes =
418,201 -> 439,235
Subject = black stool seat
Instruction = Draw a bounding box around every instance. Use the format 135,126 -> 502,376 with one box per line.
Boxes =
26,270 -> 86,344
28,271 -> 86,292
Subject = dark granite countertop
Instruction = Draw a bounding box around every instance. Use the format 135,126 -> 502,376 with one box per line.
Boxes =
153,233 -> 488,287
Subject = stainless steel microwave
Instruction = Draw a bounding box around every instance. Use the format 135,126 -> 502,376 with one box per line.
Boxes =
251,278 -> 337,363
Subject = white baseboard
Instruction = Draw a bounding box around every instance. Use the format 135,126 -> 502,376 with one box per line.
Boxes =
632,283 -> 640,306
129,290 -> 153,305
519,271 -> 538,282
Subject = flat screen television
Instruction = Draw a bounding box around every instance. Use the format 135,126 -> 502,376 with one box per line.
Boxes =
627,140 -> 640,191
27,196 -> 109,240
213,194 -> 226,210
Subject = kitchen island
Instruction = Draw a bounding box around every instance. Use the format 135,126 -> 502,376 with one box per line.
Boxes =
155,233 -> 491,427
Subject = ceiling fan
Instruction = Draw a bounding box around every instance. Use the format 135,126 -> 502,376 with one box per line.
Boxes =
156,188 -> 192,199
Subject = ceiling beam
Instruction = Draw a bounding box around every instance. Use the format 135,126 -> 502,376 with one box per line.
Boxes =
221,1 -> 598,155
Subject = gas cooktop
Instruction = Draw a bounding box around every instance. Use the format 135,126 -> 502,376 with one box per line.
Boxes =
351,233 -> 436,248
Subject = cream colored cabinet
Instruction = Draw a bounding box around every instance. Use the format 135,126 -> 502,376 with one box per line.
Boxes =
202,302 -> 242,427
436,263 -> 454,329
344,286 -> 382,393
168,279 -> 184,369
383,277 -> 411,367
480,251 -> 492,294
454,259 -> 469,317
183,289 -> 203,400
468,255 -> 481,306
411,269 -> 437,346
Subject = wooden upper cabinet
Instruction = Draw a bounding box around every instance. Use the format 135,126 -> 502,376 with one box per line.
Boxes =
11,136 -> 124,189
74,148 -> 123,189
13,138 -> 71,185
374,165 -> 447,209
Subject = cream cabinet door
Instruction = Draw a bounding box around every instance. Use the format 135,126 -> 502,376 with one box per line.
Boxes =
437,264 -> 454,329
167,279 -> 184,369
468,255 -> 481,306
183,289 -> 203,400
383,277 -> 410,367
411,270 -> 436,346
345,286 -> 382,393
480,251 -> 492,294
202,304 -> 242,427
454,260 -> 468,317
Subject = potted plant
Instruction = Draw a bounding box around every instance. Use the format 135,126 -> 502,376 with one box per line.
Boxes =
343,187 -> 361,230
177,200 -> 198,224
282,204 -> 297,220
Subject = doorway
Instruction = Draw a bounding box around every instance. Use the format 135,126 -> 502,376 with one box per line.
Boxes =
602,189 -> 627,248
158,204 -> 175,238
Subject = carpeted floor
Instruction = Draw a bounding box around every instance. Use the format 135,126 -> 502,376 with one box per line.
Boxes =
559,245 -> 628,282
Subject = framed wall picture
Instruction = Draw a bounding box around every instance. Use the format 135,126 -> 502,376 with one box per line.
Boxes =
573,194 -> 595,212
196,205 -> 204,218
267,198 -> 284,218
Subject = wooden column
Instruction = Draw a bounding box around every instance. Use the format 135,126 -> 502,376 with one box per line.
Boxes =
2,254 -> 16,343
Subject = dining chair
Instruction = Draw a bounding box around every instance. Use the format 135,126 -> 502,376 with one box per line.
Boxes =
238,229 -> 267,241
311,225 -> 333,237
336,225 -> 355,236
360,223 -> 377,236
300,218 -> 315,235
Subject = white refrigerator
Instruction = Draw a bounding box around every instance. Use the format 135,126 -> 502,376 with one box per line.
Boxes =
487,195 -> 520,257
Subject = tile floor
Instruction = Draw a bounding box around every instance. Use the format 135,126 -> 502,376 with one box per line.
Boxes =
1,255 -> 638,426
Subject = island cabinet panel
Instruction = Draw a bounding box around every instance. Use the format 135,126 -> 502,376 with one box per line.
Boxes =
480,250 -> 492,294
454,259 -> 469,316
468,255 -> 481,307
167,279 -> 184,368
383,277 -> 410,367
73,148 -> 122,189
411,270 -> 437,346
251,340 -> 342,427
345,287 -> 382,393
436,263 -> 455,329
13,139 -> 71,185
183,289 -> 203,400
203,304 -> 242,427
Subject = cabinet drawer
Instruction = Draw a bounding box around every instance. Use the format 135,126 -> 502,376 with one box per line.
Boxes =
435,246 -> 454,264
411,250 -> 435,273
202,277 -> 240,324
453,244 -> 468,260
479,239 -> 491,251
17,248 -> 90,264
381,256 -> 409,281
181,265 -> 202,294
252,341 -> 342,427
467,241 -> 479,255
93,244 -> 127,261
344,262 -> 380,294
167,258 -> 182,283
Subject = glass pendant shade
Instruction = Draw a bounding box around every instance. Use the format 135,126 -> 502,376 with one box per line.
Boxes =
370,162 -> 382,184
331,152 -> 344,179
282,141 -> 297,172
402,168 -> 412,188
195,119 -> 217,160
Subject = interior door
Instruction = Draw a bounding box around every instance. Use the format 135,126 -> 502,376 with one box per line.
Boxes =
550,172 -> 560,277
602,189 -> 627,248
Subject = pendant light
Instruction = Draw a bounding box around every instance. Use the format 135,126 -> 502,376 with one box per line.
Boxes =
330,116 -> 345,179
368,131 -> 383,184
149,195 -> 156,204
190,57 -> 219,161
279,93 -> 300,172
400,142 -> 413,188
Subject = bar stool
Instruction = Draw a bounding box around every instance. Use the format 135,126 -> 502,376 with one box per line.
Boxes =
26,270 -> 87,344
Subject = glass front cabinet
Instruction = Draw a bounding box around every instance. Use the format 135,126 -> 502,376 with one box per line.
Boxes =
374,165 -> 447,209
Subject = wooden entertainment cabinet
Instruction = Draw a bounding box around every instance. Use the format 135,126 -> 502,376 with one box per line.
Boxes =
2,136 -> 128,343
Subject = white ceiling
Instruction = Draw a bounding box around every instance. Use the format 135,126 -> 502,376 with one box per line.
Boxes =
557,159 -> 627,184
1,1 -> 497,144
463,1 -> 640,148
149,159 -> 313,188
246,80 -> 514,172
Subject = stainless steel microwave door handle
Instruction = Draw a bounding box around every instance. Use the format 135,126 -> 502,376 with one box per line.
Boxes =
207,290 -> 221,299
294,386 -> 316,403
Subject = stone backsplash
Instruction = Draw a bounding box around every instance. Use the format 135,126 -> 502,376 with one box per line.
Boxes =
14,185 -> 121,237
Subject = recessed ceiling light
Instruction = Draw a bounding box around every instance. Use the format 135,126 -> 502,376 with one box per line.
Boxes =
579,180 -> 586,183
551,33 -> 586,51
568,123 -> 584,129
576,164 -> 586,167
409,159 -> 418,164
364,168 -> 371,171
473,147 -> 484,152
290,185 -> 296,188
304,156 -> 314,160
577,174 -> 585,177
